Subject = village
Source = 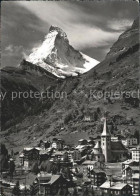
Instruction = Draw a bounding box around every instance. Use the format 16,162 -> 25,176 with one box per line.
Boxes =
0,118 -> 140,196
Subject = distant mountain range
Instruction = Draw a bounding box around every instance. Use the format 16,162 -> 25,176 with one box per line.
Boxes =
1,18 -> 139,151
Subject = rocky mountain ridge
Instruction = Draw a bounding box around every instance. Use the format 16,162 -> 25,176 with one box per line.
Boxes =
27,26 -> 99,78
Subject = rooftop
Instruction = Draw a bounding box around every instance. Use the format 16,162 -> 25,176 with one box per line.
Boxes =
100,181 -> 130,190
24,147 -> 41,151
131,145 -> 140,151
53,151 -> 66,156
123,166 -> 139,172
111,141 -> 127,151
132,173 -> 140,179
82,160 -> 98,165
39,174 -> 61,185
122,159 -> 135,164
39,150 -> 50,155
91,169 -> 105,174
75,145 -> 85,150
49,175 -> 61,185
94,141 -> 101,149
37,172 -> 52,181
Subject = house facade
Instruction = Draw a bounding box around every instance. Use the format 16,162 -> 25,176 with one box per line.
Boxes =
122,166 -> 139,184
88,169 -> 106,187
131,146 -> 140,161
100,181 -> 132,196
122,160 -> 139,171
122,138 -> 137,147
22,147 -> 40,168
132,173 -> 140,196
37,173 -> 68,196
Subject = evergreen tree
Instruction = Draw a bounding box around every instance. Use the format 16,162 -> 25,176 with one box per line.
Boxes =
31,162 -> 39,174
72,187 -> 78,196
9,160 -> 15,179
0,144 -> 9,172
134,130 -> 139,143
0,187 -> 5,196
82,187 -> 89,196
12,181 -> 20,196
30,184 -> 38,196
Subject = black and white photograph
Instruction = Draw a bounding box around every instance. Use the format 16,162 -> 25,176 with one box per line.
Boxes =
0,1 -> 140,196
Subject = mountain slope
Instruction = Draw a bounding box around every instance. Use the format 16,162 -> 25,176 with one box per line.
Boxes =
27,26 -> 99,78
1,65 -> 58,129
1,18 -> 139,151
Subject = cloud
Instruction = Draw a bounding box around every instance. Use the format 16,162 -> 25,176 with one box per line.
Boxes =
1,2 -> 48,67
2,44 -> 29,67
1,1 -> 139,67
16,1 -> 138,52
107,19 -> 133,32
5,45 -> 23,54
5,45 -> 13,53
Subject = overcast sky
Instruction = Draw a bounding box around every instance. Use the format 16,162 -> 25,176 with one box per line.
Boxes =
1,1 -> 139,68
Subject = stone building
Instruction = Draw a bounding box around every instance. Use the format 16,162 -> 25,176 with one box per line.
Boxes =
100,118 -> 127,162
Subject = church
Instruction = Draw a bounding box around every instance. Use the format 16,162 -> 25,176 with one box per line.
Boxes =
96,118 -> 128,162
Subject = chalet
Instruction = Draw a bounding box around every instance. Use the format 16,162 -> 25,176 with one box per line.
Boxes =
122,166 -> 139,184
51,138 -> 64,150
37,173 -> 68,196
122,137 -> 138,147
22,147 -> 40,168
100,181 -> 132,196
52,151 -> 73,168
19,153 -> 24,166
78,139 -> 88,145
73,149 -> 82,161
67,151 -> 74,162
39,149 -> 51,162
39,140 -> 51,149
122,159 -> 139,170
74,146 -> 88,161
132,173 -> 140,196
89,169 -> 106,187
52,151 -> 66,160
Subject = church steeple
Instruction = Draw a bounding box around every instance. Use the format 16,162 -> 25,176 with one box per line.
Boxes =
101,117 -> 111,162
101,117 -> 110,137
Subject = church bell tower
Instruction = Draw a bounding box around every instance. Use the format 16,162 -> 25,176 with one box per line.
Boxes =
101,118 -> 111,162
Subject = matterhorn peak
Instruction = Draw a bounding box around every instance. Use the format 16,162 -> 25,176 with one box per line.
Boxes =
49,25 -> 67,36
27,26 -> 99,78
48,25 -> 68,43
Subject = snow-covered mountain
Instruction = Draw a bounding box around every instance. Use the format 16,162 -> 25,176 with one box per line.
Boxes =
27,26 -> 99,78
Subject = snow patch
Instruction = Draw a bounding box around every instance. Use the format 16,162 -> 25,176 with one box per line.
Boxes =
27,26 -> 99,78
